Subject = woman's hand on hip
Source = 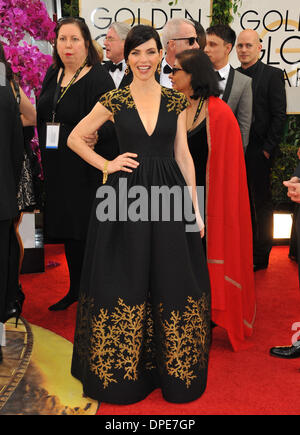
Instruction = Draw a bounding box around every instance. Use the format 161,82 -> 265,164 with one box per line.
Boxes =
108,153 -> 139,174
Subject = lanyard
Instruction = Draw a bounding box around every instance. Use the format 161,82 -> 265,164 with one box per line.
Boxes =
51,58 -> 88,122
192,97 -> 205,126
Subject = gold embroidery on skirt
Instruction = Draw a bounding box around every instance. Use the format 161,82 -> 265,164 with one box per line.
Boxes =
74,294 -> 209,389
159,295 -> 210,388
90,298 -> 147,388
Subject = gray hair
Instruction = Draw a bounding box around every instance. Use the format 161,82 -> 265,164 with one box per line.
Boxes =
161,18 -> 195,49
109,22 -> 131,41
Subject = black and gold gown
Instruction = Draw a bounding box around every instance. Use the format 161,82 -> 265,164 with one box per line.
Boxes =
71,86 -> 211,405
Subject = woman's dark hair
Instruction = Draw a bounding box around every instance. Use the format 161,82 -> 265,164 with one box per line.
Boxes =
0,41 -> 14,81
124,25 -> 162,61
189,19 -> 206,50
176,49 -> 220,100
53,17 -> 100,68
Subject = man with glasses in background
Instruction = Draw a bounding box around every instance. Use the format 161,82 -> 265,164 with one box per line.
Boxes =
103,22 -> 132,89
161,18 -> 199,88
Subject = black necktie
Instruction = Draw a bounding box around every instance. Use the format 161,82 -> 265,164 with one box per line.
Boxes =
163,64 -> 172,74
108,62 -> 123,72
215,71 -> 225,81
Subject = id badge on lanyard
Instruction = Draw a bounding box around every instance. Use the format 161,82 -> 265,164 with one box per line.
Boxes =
46,59 -> 87,150
46,122 -> 60,149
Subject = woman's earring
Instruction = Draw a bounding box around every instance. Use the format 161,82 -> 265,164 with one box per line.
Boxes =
125,63 -> 130,76
156,60 -> 162,76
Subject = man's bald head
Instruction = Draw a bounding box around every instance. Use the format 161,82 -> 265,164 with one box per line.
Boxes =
236,29 -> 262,69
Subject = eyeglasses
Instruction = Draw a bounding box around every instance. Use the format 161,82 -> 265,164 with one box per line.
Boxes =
170,67 -> 184,75
170,37 -> 197,46
104,36 -> 120,43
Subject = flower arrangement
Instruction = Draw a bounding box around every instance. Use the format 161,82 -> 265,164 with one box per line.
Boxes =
0,0 -> 56,183
0,0 -> 56,97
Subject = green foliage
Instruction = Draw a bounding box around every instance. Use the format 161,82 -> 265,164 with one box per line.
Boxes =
271,143 -> 299,209
211,0 -> 243,25
284,116 -> 300,148
62,0 -> 79,17
272,116 -> 300,208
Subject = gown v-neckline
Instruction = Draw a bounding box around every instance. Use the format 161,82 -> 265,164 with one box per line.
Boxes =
129,86 -> 162,138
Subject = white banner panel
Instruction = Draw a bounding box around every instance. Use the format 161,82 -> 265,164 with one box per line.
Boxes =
80,0 -> 212,47
231,0 -> 300,114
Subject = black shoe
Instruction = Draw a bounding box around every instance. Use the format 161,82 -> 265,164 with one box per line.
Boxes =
3,285 -> 25,328
48,294 -> 78,311
17,284 -> 25,307
0,346 -> 3,364
253,263 -> 268,272
270,342 -> 300,359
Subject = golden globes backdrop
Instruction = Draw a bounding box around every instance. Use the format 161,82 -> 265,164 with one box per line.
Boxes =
79,0 -> 212,45
231,0 -> 300,114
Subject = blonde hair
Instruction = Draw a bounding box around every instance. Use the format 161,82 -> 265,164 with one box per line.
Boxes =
92,40 -> 104,62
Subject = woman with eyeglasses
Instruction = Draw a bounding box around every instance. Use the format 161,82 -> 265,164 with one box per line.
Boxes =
170,49 -> 256,352
37,17 -> 114,311
68,25 -> 211,405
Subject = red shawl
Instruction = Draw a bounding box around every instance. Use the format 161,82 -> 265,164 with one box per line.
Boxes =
206,96 -> 256,351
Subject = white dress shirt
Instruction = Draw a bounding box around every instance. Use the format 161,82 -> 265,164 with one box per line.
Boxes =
215,63 -> 231,98
109,59 -> 126,89
160,58 -> 173,89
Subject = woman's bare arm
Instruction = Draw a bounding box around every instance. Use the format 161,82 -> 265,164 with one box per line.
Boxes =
68,102 -> 139,174
174,110 -> 204,235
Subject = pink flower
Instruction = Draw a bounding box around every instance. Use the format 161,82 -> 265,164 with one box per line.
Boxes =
1,0 -> 56,159
1,0 -> 55,96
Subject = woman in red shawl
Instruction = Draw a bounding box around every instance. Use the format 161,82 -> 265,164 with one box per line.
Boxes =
170,49 -> 256,351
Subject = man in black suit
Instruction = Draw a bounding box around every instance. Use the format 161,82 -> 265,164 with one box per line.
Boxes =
269,167 -> 300,359
236,29 -> 287,271
0,78 -> 24,362
103,22 -> 133,89
205,24 -> 252,150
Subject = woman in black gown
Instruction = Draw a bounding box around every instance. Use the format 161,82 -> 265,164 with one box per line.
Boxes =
37,18 -> 114,311
68,25 -> 211,405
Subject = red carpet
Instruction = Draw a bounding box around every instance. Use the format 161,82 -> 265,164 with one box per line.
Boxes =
20,244 -> 300,415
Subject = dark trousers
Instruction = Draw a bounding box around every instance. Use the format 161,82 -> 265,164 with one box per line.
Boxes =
64,239 -> 86,300
0,219 -> 20,322
246,147 -> 274,265
296,210 -> 300,286
289,205 -> 298,261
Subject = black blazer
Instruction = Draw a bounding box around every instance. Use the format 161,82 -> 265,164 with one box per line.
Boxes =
0,83 -> 24,221
238,60 -> 286,155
